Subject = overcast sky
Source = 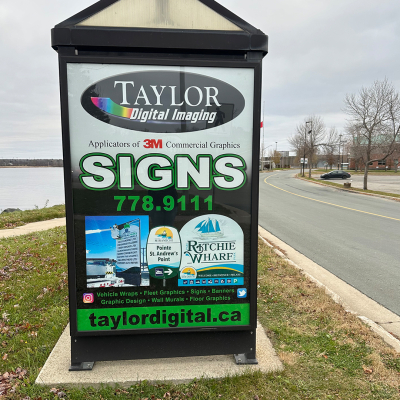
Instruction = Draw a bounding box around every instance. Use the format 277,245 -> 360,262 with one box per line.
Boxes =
1,0 -> 399,158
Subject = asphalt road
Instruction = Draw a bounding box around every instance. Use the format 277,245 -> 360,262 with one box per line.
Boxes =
258,170 -> 400,316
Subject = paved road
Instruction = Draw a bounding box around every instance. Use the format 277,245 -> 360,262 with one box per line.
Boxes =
258,170 -> 400,316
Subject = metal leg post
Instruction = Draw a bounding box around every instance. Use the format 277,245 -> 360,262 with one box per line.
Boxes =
69,362 -> 95,371
234,348 -> 258,365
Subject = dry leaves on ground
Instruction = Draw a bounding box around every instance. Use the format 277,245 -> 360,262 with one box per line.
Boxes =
0,368 -> 27,397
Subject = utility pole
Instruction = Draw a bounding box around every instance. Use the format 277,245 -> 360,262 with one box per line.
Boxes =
261,101 -> 265,170
341,142 -> 345,169
338,134 -> 342,170
302,126 -> 306,177
307,121 -> 312,176
304,121 -> 312,177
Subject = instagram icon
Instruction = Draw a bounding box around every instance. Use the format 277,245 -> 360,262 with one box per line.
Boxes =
83,293 -> 94,304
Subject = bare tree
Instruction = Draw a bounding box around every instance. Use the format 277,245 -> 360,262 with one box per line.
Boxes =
346,124 -> 364,171
288,133 -> 306,174
272,150 -> 281,168
321,127 -> 340,169
259,144 -> 268,170
394,146 -> 400,173
344,79 -> 400,189
289,116 -> 326,177
306,116 -> 326,177
265,149 -> 281,170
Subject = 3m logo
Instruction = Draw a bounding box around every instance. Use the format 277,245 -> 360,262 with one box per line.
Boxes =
143,139 -> 162,149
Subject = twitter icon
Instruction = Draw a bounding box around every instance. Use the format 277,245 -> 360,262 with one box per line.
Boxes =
237,288 -> 247,298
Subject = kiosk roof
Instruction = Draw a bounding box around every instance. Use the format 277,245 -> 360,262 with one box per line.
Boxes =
52,0 -> 268,54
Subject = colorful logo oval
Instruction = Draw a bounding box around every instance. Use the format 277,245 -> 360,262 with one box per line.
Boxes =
81,70 -> 245,133
155,227 -> 173,239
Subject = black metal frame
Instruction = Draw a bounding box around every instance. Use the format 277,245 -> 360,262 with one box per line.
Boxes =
58,52 -> 262,367
54,0 -> 266,369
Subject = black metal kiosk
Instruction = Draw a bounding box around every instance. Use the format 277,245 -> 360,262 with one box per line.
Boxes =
52,0 -> 268,370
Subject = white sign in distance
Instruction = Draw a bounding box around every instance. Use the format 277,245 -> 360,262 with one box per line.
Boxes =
114,221 -> 141,271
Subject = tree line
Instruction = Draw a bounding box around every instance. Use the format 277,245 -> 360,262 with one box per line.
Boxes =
0,159 -> 63,167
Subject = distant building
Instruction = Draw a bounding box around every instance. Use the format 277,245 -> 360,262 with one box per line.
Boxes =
347,136 -> 400,170
260,151 -> 297,169
349,153 -> 399,170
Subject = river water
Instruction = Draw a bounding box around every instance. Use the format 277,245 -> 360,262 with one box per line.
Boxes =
0,168 -> 65,211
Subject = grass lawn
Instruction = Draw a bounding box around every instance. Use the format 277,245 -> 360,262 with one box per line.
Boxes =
298,175 -> 400,199
0,205 -> 65,230
1,229 -> 400,399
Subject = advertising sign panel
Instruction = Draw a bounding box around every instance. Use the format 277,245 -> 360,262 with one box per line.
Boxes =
67,64 -> 255,334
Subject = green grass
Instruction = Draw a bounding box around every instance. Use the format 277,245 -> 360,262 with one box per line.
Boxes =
1,231 -> 400,399
0,205 -> 65,229
299,175 -> 400,199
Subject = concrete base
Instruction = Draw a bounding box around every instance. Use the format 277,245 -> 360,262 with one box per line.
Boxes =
36,322 -> 283,387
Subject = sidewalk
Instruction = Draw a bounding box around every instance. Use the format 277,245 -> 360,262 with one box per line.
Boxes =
0,218 -> 66,239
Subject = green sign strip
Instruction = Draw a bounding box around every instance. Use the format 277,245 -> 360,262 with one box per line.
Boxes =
77,303 -> 249,331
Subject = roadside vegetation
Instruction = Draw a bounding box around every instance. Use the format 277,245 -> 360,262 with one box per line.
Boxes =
288,79 -> 400,189
0,205 -> 65,230
1,229 -> 400,399
298,174 -> 400,199
344,79 -> 400,189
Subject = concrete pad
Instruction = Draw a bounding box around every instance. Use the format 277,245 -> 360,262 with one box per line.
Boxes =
0,218 -> 66,239
36,321 -> 283,387
258,226 -> 400,352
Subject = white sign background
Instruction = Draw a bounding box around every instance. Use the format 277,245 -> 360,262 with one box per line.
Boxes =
67,64 -> 254,180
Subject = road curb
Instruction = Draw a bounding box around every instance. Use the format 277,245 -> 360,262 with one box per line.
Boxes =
295,174 -> 400,202
258,226 -> 400,353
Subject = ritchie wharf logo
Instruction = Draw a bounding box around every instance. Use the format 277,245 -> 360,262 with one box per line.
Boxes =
184,239 -> 237,264
81,70 -> 245,133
